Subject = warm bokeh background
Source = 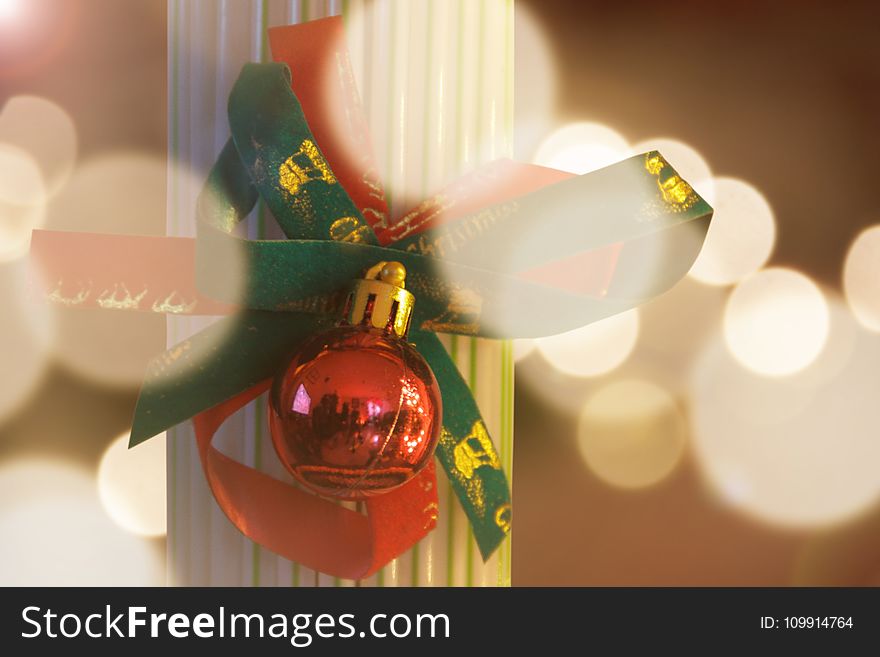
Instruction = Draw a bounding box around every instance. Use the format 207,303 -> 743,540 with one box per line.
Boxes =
1,0 -> 879,585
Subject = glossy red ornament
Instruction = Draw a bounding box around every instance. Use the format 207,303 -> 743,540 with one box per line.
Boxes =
268,262 -> 442,500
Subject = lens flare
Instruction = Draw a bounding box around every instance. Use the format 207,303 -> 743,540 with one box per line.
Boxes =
0,0 -> 79,79
0,0 -> 21,21
537,309 -> 639,378
578,379 -> 686,489
843,224 -> 880,332
0,459 -> 163,585
534,122 -> 630,175
691,296 -> 880,528
98,432 -> 167,537
723,268 -> 828,377
688,178 -> 775,286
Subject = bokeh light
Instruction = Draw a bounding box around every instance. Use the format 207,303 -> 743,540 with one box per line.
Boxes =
0,459 -> 163,585
0,142 -> 46,262
688,178 -> 775,286
533,122 -> 630,174
46,151 -> 169,236
630,137 -> 714,203
843,224 -> 880,332
0,142 -> 45,206
0,95 -> 78,196
511,4 -> 558,168
0,259 -> 53,422
723,268 -> 829,377
537,308 -> 639,378
578,379 -> 686,489
45,153 -> 229,386
633,277 -> 727,393
98,432 -> 166,538
691,295 -> 880,528
696,295 -> 856,425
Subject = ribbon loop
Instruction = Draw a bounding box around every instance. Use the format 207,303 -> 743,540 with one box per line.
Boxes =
193,379 -> 439,580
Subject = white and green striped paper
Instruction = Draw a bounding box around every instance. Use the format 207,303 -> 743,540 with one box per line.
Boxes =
167,0 -> 513,587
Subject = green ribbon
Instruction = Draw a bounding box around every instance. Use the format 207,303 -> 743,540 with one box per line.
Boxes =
131,63 -> 713,561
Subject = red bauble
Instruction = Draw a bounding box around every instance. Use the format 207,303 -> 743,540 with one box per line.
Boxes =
268,262 -> 442,500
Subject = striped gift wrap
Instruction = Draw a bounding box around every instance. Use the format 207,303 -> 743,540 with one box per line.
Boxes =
167,0 -> 514,586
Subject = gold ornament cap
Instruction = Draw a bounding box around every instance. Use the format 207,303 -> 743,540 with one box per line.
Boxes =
342,261 -> 415,338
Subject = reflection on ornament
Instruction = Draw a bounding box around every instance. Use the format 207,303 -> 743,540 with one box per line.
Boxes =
269,262 -> 442,499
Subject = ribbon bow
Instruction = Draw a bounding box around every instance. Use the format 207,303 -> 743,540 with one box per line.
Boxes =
31,17 -> 712,579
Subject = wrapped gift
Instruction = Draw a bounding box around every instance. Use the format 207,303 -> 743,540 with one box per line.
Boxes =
165,0 -> 515,587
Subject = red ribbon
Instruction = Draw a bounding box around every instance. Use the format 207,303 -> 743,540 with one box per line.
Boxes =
193,379 -> 438,579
